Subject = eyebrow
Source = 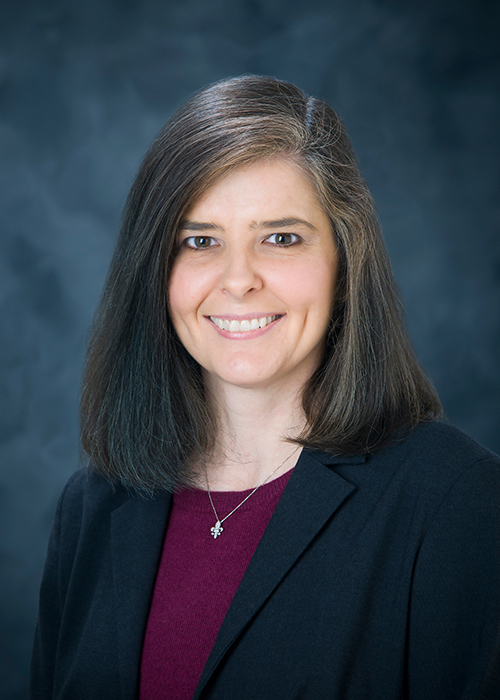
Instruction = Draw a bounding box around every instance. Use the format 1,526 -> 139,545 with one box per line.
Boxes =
180,217 -> 317,232
252,217 -> 317,231
180,221 -> 223,232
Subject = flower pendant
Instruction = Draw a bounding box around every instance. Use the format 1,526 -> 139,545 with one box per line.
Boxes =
210,520 -> 224,538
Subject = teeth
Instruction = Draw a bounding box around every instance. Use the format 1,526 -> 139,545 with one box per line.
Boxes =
210,315 -> 280,332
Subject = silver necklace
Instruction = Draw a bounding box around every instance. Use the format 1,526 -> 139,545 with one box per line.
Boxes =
206,445 -> 300,539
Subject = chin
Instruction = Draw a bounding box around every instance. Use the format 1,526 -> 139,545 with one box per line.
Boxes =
217,372 -> 277,390
202,362 -> 280,391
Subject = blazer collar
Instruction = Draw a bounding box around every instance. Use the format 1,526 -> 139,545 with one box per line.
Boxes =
193,448 -> 360,698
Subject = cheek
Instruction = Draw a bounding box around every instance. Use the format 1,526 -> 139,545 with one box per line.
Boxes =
168,263 -> 212,321
167,267 -> 189,323
278,260 -> 336,315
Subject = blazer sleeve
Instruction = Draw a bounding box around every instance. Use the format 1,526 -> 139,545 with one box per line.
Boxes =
408,456 -> 500,700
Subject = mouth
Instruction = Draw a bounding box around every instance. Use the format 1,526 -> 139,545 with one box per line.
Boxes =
209,315 -> 282,333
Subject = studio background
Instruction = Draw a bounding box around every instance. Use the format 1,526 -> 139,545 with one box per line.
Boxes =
1,0 -> 499,697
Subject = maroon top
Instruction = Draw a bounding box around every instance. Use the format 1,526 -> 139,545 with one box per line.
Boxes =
139,468 -> 293,700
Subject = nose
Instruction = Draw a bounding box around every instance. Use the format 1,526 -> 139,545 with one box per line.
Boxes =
220,246 -> 263,299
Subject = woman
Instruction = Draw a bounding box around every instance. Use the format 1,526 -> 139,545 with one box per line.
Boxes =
31,76 -> 500,699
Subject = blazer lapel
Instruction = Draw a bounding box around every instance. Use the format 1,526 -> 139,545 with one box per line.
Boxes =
194,449 -> 359,698
111,490 -> 172,698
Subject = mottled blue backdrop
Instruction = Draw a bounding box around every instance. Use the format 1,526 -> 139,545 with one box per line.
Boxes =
1,0 -> 499,697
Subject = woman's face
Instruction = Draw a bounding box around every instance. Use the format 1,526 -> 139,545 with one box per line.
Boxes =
168,158 -> 338,393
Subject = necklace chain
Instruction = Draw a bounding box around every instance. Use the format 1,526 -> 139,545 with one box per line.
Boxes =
206,445 -> 300,539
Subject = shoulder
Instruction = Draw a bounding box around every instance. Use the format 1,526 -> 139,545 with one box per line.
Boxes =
374,420 -> 500,486
58,466 -> 130,515
328,421 -> 500,535
53,467 -> 141,548
55,466 -> 172,534
373,421 -> 500,529
396,420 -> 499,463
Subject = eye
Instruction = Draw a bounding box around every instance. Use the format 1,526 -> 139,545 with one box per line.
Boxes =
265,232 -> 301,246
184,235 -> 218,249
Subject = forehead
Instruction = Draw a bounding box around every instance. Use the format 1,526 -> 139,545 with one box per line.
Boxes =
183,157 -> 327,226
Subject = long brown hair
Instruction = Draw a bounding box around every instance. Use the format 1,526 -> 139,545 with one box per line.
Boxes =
80,75 -> 441,494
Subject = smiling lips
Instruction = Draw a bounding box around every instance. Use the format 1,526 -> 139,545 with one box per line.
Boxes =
209,315 -> 282,333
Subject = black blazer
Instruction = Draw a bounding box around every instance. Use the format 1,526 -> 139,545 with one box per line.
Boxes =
31,422 -> 500,699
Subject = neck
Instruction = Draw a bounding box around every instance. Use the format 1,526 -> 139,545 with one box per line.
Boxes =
198,375 -> 307,491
